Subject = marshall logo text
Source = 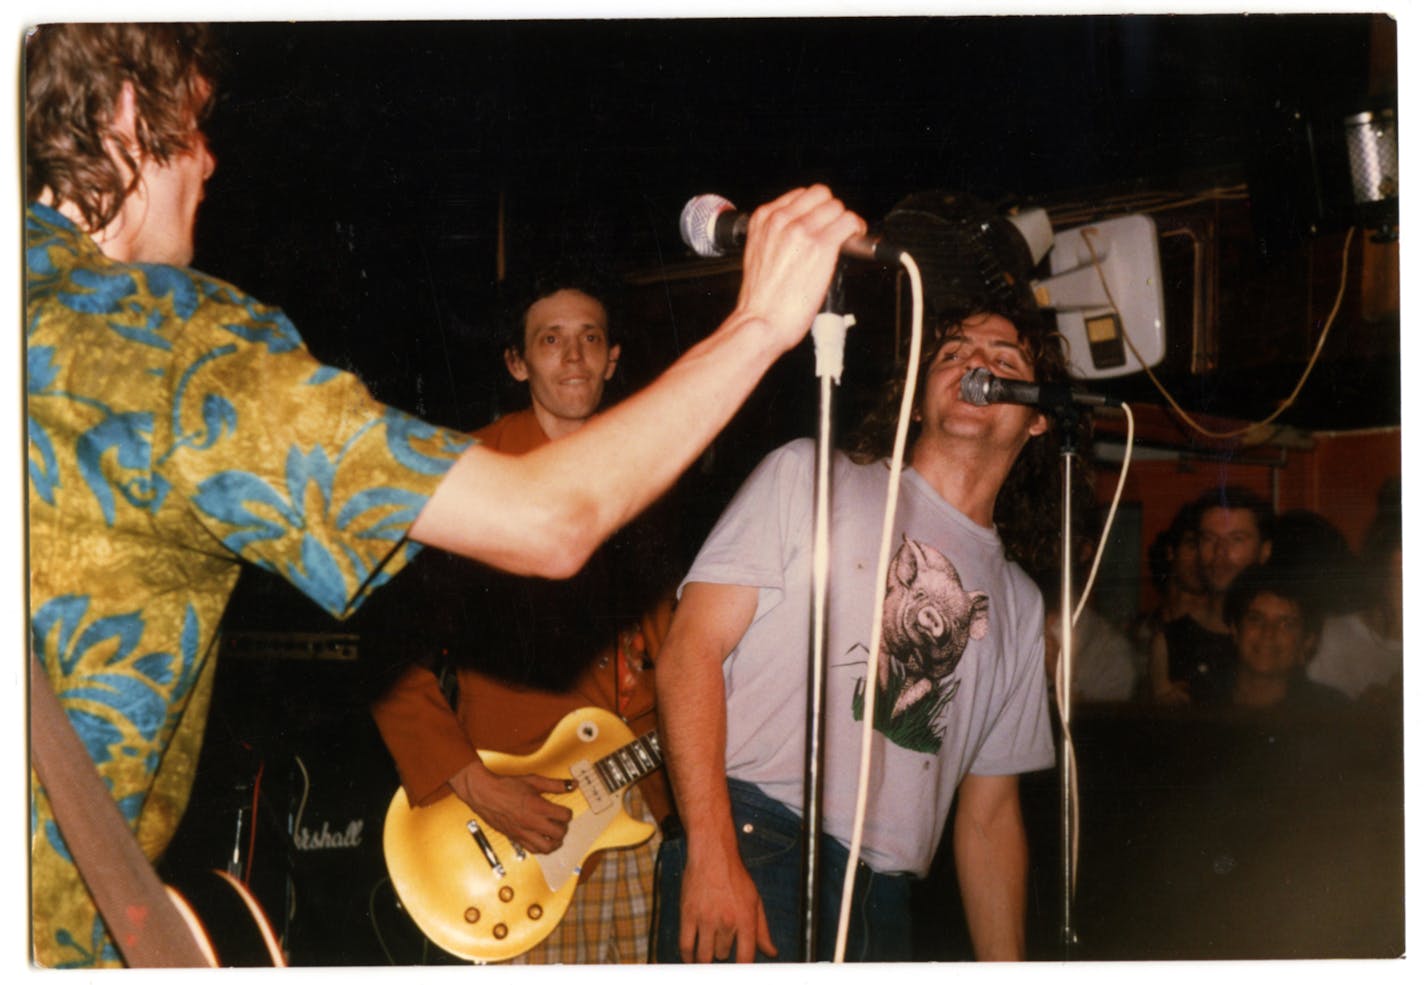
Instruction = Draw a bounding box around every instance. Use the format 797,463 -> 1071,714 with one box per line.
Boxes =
294,819 -> 365,851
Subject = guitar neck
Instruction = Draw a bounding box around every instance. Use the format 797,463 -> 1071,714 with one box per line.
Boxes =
590,731 -> 662,795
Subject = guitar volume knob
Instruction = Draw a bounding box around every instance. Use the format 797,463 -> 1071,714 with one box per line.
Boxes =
527,904 -> 543,920
493,923 -> 508,940
464,907 -> 480,924
498,886 -> 515,902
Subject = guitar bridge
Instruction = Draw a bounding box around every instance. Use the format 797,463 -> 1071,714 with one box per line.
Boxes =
466,819 -> 506,877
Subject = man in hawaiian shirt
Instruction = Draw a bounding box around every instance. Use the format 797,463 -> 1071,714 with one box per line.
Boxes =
24,23 -> 862,967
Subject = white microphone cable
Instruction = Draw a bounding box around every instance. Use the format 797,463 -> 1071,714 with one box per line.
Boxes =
831,251 -> 924,962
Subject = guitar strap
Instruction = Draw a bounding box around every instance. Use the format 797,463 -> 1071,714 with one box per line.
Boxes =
28,652 -> 212,968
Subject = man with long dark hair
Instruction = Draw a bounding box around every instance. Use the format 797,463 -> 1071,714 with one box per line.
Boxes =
652,193 -> 1076,962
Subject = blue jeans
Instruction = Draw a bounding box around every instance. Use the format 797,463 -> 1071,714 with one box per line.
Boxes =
654,779 -> 914,962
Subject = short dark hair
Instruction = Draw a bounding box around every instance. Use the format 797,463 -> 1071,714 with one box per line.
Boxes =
500,263 -> 618,356
1224,564 -> 1323,640
1269,509 -> 1358,615
1193,485 -> 1275,545
25,23 -> 222,233
1147,500 -> 1203,592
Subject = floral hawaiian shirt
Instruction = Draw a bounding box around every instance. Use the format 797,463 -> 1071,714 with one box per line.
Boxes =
25,202 -> 470,967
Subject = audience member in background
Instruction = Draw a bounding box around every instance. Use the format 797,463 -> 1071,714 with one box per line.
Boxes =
1268,509 -> 1361,617
1131,501 -> 1209,682
1305,482 -> 1402,704
1224,565 -> 1346,712
1147,486 -> 1273,705
1040,570 -> 1137,705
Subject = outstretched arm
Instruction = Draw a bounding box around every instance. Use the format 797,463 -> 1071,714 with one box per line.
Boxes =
654,580 -> 773,963
410,186 -> 864,578
953,772 -> 1029,961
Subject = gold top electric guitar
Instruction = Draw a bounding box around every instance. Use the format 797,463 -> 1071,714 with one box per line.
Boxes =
381,707 -> 662,963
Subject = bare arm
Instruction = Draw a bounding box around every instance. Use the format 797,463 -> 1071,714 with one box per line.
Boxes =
953,772 -> 1029,961
654,581 -> 773,963
1147,628 -> 1189,703
410,186 -> 864,577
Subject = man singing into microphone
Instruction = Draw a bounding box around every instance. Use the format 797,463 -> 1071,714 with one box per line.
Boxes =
653,192 -> 1075,962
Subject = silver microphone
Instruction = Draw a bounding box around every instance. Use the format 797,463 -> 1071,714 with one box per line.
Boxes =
679,193 -> 900,264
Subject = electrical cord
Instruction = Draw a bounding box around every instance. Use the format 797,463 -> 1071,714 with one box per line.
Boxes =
1080,223 -> 1357,441
1056,403 -> 1135,909
288,755 -> 311,929
243,756 -> 265,886
1045,184 -> 1249,228
833,251 -> 924,961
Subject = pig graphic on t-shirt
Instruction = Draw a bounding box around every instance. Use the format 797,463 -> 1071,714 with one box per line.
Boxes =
878,535 -> 989,718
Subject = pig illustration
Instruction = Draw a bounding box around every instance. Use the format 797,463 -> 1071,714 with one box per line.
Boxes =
878,535 -> 989,717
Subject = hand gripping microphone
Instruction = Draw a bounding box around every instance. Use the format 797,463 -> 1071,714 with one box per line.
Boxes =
679,193 -> 902,264
960,367 -> 1121,409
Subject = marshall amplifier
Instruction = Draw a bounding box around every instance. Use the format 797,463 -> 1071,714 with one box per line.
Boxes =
163,630 -> 409,966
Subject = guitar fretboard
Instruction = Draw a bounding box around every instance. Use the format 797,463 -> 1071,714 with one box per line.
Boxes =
593,732 -> 662,794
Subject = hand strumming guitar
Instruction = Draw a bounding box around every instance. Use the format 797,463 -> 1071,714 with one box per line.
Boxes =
447,757 -> 574,853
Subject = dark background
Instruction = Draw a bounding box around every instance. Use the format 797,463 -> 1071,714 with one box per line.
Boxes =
194,14 -> 1399,624
155,15 -> 1404,965
195,15 -> 1395,432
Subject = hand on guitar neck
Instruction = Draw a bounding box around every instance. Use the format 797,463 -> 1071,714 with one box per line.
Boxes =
447,757 -> 574,854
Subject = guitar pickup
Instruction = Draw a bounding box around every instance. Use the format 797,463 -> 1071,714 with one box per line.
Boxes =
569,761 -> 614,814
466,819 -> 506,877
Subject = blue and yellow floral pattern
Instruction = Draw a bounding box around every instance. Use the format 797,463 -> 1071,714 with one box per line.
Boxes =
25,203 -> 470,967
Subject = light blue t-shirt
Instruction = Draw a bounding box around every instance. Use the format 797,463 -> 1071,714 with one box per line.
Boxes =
684,438 -> 1054,877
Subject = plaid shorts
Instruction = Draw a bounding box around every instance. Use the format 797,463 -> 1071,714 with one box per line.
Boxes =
510,785 -> 662,964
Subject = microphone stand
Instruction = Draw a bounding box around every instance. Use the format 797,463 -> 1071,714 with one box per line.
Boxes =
1051,403 -> 1084,959
804,265 -> 850,962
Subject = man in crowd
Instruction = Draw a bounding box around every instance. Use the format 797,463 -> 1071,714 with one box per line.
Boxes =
652,193 -> 1071,962
1042,592 -> 1138,704
369,270 -> 675,962
1148,486 -> 1274,705
1132,501 -> 1208,679
1304,482 -> 1403,703
24,23 -> 862,968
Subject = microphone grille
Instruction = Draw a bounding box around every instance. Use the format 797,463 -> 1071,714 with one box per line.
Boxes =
960,367 -> 994,407
680,194 -> 735,258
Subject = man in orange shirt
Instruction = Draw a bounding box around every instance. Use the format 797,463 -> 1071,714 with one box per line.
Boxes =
369,271 -> 674,963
